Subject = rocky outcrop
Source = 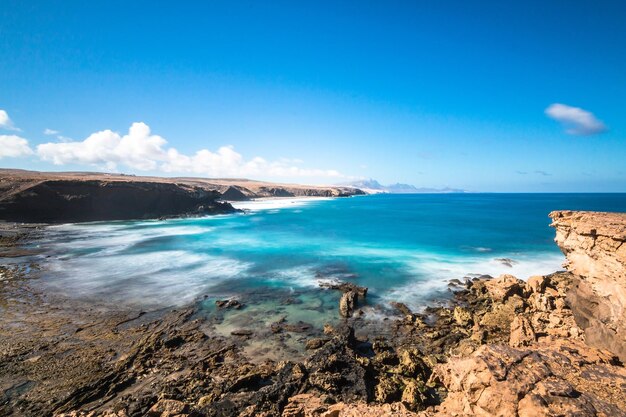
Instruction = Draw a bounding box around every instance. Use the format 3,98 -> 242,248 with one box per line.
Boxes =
433,341 -> 626,417
0,180 -> 235,223
550,210 -> 626,361
319,281 -> 368,318
339,291 -> 357,317
0,169 -> 366,223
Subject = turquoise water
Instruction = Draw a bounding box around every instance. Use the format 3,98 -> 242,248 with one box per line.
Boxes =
37,193 -> 626,314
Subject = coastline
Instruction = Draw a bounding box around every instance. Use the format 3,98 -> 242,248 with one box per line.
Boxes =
229,196 -> 336,211
1,212 -> 625,416
0,169 -> 365,224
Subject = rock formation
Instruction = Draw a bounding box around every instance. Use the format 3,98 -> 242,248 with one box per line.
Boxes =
0,180 -> 235,223
550,210 -> 626,360
318,281 -> 368,318
0,169 -> 365,223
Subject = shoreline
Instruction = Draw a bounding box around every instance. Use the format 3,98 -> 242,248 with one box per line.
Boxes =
229,196 -> 336,211
1,214 -> 626,416
0,169 -> 365,224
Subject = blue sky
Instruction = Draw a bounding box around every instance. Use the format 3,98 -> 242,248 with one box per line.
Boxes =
1,1 -> 625,191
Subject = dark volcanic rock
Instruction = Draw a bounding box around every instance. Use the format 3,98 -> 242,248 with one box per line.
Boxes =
0,180 -> 236,223
304,325 -> 370,402
220,186 -> 250,201
216,299 -> 244,309
319,281 -> 368,297
390,302 -> 413,316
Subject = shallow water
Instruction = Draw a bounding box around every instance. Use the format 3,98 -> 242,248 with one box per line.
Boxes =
32,193 -> 626,341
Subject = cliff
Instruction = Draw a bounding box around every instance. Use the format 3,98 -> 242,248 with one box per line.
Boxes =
0,169 -> 364,223
550,210 -> 626,360
0,180 -> 235,223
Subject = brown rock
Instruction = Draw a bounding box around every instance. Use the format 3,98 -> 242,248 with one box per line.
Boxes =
319,281 -> 368,297
390,301 -> 413,316
550,210 -> 626,361
527,275 -> 549,294
375,374 -> 403,403
433,342 -> 626,417
484,274 -> 525,302
282,393 -> 328,417
147,399 -> 188,416
529,293 -> 554,312
306,337 -> 330,350
509,316 -> 535,347
282,396 -> 420,417
339,290 -> 357,318
453,306 -> 473,327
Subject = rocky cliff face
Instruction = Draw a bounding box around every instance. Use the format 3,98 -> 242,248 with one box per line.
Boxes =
0,180 -> 235,223
550,210 -> 626,361
0,170 -> 365,223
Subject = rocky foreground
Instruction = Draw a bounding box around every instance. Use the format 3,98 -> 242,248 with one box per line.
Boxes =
0,211 -> 625,417
0,169 -> 364,223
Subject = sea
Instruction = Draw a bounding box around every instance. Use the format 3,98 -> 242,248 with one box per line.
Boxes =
32,193 -> 626,349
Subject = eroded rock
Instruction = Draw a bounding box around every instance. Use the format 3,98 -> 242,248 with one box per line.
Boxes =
551,210 -> 626,361
339,291 -> 357,318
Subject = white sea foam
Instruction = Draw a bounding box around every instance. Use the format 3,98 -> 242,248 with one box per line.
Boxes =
265,265 -> 321,288
42,224 -> 213,257
42,250 -> 250,307
231,197 -> 332,212
383,252 -> 565,311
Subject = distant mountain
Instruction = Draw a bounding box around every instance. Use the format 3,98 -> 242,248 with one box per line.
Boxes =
345,179 -> 465,194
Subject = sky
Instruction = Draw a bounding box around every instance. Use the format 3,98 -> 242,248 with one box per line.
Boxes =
1,1 -> 625,192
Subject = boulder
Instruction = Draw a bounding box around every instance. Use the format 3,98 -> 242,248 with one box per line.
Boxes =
483,274 -> 525,302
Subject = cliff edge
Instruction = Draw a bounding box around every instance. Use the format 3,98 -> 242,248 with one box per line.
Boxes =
550,210 -> 626,360
0,169 -> 365,223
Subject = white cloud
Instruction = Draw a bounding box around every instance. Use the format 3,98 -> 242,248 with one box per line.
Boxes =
38,122 -> 167,171
37,122 -> 345,179
0,135 -> 33,158
43,128 -> 59,135
545,103 -> 607,135
0,110 -> 20,131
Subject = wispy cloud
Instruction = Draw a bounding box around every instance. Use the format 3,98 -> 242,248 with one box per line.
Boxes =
534,170 -> 551,176
0,110 -> 21,132
545,103 -> 606,135
516,170 -> 551,176
43,128 -> 59,135
33,122 -> 346,179
44,128 -> 73,142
